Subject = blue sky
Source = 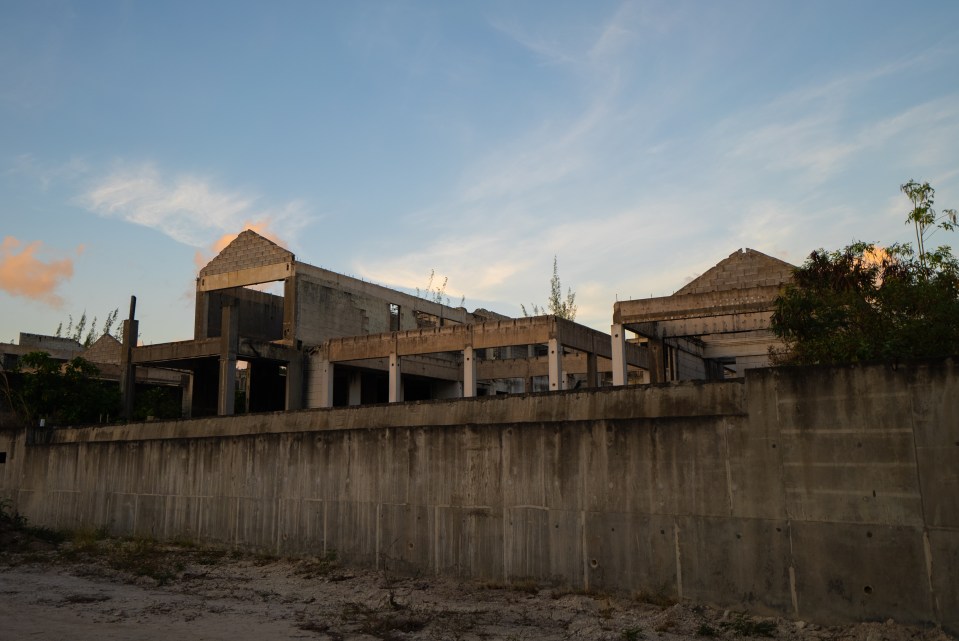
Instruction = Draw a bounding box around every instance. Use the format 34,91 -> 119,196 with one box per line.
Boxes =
2,0 -> 958,344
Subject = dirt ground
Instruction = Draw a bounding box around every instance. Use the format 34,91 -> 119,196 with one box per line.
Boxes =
0,520 -> 954,641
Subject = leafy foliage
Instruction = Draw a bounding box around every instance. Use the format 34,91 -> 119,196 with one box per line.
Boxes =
772,181 -> 959,365
522,256 -> 577,320
5,351 -> 119,426
55,308 -> 122,347
901,179 -> 957,270
416,270 -> 465,307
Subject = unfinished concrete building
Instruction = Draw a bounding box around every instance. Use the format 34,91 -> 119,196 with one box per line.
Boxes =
610,248 -> 794,384
123,231 -> 647,417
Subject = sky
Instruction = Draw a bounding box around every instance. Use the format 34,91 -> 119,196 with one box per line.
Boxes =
2,0 -> 958,345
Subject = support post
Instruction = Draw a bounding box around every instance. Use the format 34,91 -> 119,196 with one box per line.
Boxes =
389,352 -> 402,403
611,323 -> 627,386
647,338 -> 665,384
217,303 -> 238,416
285,354 -> 303,411
548,338 -> 563,391
316,359 -> 334,408
348,370 -> 362,406
119,296 -> 138,419
586,351 -> 598,388
180,372 -> 193,419
463,346 -> 477,398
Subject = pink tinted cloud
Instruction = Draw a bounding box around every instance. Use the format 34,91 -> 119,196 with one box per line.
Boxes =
0,236 -> 77,308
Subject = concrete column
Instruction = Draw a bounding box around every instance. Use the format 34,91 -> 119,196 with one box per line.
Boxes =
316,360 -> 334,408
463,346 -> 477,398
217,304 -> 239,416
647,339 -> 665,384
586,351 -> 598,388
389,352 -> 402,403
548,338 -> 563,391
348,371 -> 362,406
180,373 -> 193,419
119,317 -> 139,419
285,354 -> 304,411
611,323 -> 627,386
282,276 -> 297,344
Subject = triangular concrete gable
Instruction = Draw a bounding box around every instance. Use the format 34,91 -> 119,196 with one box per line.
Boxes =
199,230 -> 294,277
675,248 -> 795,295
82,334 -> 122,365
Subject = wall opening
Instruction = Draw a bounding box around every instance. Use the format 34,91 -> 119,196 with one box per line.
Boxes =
389,304 -> 401,331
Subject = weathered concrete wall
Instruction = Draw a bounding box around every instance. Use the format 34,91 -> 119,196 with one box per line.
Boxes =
0,360 -> 956,632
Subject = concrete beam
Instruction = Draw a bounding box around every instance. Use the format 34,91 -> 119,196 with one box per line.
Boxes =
132,338 -> 221,364
627,311 -> 775,339
197,262 -> 293,292
614,285 -> 781,325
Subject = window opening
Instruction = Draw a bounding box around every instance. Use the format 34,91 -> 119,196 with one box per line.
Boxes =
389,304 -> 401,331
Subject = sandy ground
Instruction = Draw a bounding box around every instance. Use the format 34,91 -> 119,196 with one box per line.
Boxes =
0,531 -> 955,641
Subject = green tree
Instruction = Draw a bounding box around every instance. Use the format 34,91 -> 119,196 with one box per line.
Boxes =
771,182 -> 959,365
55,308 -> 121,347
5,352 -> 119,426
901,179 -> 957,270
521,256 -> 577,320
416,270 -> 465,307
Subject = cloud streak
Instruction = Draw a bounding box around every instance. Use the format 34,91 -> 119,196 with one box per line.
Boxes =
353,13 -> 959,332
0,236 -> 80,308
81,164 -> 312,249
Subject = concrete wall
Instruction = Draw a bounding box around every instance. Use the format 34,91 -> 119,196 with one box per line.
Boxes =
0,359 -> 956,632
294,264 -> 475,347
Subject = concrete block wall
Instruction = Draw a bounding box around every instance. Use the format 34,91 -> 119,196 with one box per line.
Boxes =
1,360 -> 956,632
199,230 -> 293,278
676,248 -> 794,296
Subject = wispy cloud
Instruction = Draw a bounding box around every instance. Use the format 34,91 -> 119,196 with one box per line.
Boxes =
0,236 -> 80,308
81,164 -> 312,249
356,12 -> 959,330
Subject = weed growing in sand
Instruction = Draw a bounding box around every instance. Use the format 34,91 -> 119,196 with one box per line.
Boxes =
0,498 -> 67,551
106,538 -> 184,585
622,625 -> 645,640
341,602 -> 427,640
478,578 -> 540,594
721,612 -> 777,637
697,623 -> 719,636
634,585 -> 678,608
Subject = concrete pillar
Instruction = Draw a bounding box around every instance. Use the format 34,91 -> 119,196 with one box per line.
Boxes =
648,338 -> 665,384
548,338 -> 563,391
217,304 -> 239,416
389,352 -> 402,403
285,354 -> 304,411
586,351 -> 598,388
119,305 -> 139,420
611,323 -> 627,386
463,346 -> 477,398
180,372 -> 193,419
282,276 -> 297,344
348,370 -> 362,406
316,359 -> 334,408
